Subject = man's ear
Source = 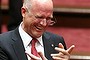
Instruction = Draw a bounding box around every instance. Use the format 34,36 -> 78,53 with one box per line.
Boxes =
21,7 -> 26,17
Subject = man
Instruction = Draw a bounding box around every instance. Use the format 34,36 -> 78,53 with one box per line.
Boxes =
0,0 -> 75,60
7,0 -> 23,31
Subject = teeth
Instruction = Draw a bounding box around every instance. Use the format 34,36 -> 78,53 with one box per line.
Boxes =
35,26 -> 42,30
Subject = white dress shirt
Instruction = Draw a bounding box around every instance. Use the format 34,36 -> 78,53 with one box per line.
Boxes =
19,22 -> 44,60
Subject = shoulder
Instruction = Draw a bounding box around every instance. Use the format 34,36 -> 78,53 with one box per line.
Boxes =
44,31 -> 64,39
0,28 -> 18,44
0,31 -> 13,39
43,31 -> 65,44
0,30 -> 14,39
0,31 -> 14,45
43,31 -> 67,49
0,29 -> 19,50
0,27 -> 19,41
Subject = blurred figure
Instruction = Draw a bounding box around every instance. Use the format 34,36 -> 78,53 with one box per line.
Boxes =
7,0 -> 23,31
0,9 -> 2,33
0,0 -> 2,33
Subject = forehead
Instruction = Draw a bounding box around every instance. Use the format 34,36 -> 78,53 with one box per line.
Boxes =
29,0 -> 53,16
30,9 -> 53,18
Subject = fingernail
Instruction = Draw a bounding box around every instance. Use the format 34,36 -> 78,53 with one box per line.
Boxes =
72,45 -> 75,47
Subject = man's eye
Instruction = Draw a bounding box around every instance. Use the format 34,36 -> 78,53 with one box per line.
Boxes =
46,17 -> 51,20
35,16 -> 44,19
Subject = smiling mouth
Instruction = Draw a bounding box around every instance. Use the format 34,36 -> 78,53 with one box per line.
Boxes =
35,25 -> 43,31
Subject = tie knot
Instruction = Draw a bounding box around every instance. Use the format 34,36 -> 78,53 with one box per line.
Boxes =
31,38 -> 38,45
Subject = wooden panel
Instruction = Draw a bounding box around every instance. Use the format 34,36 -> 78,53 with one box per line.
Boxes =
53,0 -> 90,8
1,0 -> 9,9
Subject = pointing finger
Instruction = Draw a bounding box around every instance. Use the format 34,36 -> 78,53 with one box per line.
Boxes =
66,45 -> 75,54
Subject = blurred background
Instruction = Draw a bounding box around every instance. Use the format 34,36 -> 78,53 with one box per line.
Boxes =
1,0 -> 90,60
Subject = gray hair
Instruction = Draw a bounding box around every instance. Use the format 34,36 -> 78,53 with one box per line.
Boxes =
23,0 -> 32,10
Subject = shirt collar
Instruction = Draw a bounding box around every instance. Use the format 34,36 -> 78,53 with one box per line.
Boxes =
37,36 -> 43,47
19,22 -> 43,49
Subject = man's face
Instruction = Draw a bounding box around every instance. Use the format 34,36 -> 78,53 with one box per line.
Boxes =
22,0 -> 53,38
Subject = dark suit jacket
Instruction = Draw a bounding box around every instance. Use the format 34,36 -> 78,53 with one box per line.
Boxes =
0,27 -> 66,60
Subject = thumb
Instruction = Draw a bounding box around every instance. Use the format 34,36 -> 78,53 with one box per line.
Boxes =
58,43 -> 64,49
66,45 -> 75,54
38,52 -> 48,60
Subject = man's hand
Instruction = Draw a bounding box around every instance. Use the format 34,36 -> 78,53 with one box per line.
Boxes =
25,51 -> 47,60
51,43 -> 75,60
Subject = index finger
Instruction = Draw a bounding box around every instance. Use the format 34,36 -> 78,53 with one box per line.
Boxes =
66,45 -> 75,54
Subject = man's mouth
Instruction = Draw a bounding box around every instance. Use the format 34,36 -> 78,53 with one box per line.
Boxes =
35,25 -> 43,31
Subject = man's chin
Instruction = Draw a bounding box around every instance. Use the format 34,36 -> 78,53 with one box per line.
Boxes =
36,32 -> 43,38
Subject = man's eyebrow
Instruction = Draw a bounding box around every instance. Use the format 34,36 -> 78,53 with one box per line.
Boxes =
35,14 -> 53,18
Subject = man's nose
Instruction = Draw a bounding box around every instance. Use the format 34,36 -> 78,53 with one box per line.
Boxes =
40,19 -> 47,26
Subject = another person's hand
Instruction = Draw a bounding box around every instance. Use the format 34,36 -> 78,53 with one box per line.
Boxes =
25,51 -> 47,60
51,43 -> 75,60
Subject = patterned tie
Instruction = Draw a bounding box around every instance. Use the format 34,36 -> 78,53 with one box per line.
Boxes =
31,38 -> 40,57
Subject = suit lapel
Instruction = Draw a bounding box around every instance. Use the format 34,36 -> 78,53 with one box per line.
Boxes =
11,28 -> 28,60
42,32 -> 55,60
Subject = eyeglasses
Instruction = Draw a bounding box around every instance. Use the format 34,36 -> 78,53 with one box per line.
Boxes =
26,8 -> 57,26
33,15 -> 57,26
